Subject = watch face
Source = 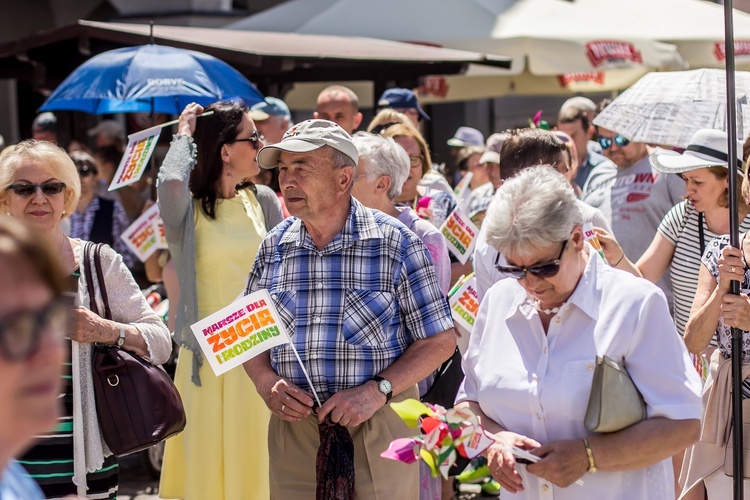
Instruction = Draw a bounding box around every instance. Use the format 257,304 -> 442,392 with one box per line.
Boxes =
379,379 -> 392,394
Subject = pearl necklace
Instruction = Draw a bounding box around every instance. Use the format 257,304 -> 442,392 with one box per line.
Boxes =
526,297 -> 566,315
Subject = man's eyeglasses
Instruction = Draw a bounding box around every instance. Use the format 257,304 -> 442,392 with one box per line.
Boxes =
6,182 -> 66,197
228,130 -> 263,149
494,239 -> 569,280
0,300 -> 68,362
598,134 -> 630,150
409,155 -> 424,168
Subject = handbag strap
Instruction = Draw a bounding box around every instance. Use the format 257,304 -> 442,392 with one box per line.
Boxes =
92,243 -> 112,321
82,241 -> 100,317
82,241 -> 112,321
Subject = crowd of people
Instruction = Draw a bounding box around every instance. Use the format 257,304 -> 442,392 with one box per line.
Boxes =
1,83 -> 749,500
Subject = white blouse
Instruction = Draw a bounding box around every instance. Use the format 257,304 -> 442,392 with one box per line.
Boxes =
457,252 -> 702,500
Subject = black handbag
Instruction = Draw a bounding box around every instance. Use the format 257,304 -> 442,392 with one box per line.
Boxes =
83,241 -> 186,456
420,347 -> 464,409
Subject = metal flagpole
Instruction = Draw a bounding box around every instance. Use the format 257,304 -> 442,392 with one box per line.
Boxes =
723,0 -> 744,497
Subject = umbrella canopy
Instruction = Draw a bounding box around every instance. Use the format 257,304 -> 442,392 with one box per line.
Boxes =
593,68 -> 750,149
40,44 -> 265,115
228,0 -> 686,78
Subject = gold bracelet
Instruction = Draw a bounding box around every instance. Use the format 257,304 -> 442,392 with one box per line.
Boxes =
583,438 -> 597,473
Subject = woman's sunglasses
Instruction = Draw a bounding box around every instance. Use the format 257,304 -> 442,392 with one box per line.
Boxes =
598,134 -> 630,150
229,130 -> 263,149
0,299 -> 68,362
494,239 -> 569,280
6,182 -> 66,197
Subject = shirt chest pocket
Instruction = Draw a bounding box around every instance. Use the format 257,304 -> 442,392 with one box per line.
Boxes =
270,289 -> 296,337
342,289 -> 396,347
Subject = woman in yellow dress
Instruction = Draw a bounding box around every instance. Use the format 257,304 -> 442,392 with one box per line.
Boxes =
158,101 -> 284,499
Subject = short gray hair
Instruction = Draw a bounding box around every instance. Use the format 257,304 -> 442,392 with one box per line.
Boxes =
484,165 -> 581,256
351,133 -> 410,199
325,145 -> 356,192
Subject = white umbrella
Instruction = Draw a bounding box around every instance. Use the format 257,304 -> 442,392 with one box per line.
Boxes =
228,0 -> 685,98
592,68 -> 750,148
578,0 -> 750,70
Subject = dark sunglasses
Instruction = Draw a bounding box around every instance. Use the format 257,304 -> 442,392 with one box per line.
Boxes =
0,299 -> 68,362
6,182 -> 66,197
598,134 -> 630,150
228,130 -> 263,149
494,239 -> 569,280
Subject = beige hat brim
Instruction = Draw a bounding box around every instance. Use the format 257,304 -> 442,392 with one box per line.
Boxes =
257,139 -> 324,169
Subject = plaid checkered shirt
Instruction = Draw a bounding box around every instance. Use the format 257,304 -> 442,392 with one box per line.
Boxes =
244,197 -> 454,400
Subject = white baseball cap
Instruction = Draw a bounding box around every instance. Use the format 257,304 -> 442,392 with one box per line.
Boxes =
257,119 -> 358,169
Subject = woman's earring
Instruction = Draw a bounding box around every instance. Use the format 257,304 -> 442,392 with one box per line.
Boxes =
62,210 -> 66,215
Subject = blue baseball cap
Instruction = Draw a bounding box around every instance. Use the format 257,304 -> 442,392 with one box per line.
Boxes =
377,88 -> 430,121
250,97 -> 292,122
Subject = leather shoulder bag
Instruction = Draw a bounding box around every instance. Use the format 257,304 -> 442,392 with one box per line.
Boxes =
83,241 -> 186,456
584,355 -> 646,433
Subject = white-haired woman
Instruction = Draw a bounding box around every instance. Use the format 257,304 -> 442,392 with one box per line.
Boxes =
0,140 -> 172,499
352,132 -> 452,500
456,165 -> 702,499
351,132 -> 451,294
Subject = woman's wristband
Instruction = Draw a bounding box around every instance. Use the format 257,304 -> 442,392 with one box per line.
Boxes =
613,253 -> 625,267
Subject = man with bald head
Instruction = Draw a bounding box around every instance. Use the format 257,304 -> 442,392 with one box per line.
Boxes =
314,85 -> 363,135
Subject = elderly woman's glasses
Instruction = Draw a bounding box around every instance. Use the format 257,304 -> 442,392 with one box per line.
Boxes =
409,155 -> 424,168
0,300 -> 68,362
598,134 -> 630,150
228,130 -> 263,149
6,182 -> 66,197
494,239 -> 569,280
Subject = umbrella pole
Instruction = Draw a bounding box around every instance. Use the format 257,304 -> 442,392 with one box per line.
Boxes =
724,0 -> 744,498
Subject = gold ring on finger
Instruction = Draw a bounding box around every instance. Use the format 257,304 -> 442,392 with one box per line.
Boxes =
733,266 -> 737,273
281,404 -> 286,413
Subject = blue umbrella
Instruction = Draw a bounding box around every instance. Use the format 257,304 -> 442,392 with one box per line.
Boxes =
40,44 -> 265,115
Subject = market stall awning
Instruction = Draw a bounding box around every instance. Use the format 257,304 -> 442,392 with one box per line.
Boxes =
0,19 -> 512,96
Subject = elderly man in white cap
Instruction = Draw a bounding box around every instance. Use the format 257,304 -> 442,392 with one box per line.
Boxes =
241,119 -> 455,499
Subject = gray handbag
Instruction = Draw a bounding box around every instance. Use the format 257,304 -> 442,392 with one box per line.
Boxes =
584,355 -> 646,433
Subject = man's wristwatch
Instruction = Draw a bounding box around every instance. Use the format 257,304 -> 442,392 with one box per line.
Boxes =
372,376 -> 393,402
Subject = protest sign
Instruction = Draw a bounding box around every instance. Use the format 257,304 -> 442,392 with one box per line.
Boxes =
190,290 -> 290,377
152,216 -> 168,250
453,172 -> 473,201
439,205 -> 480,264
109,124 -> 162,191
120,203 -> 164,262
448,275 -> 479,334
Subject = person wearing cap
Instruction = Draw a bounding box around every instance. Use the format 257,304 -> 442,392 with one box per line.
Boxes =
582,126 -> 685,309
158,101 -> 284,500
88,120 -> 125,151
31,112 -> 58,143
314,85 -> 363,135
250,96 -> 292,145
557,98 -> 613,190
242,118 -> 456,499
465,147 -> 501,228
377,88 -> 430,127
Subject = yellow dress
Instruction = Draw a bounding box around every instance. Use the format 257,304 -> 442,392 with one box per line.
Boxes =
160,189 -> 270,500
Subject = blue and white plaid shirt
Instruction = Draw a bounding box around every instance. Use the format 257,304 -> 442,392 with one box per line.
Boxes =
244,197 -> 454,399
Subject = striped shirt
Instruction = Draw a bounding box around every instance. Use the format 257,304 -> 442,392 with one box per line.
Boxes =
658,201 -> 750,342
244,197 -> 454,399
19,271 -> 118,500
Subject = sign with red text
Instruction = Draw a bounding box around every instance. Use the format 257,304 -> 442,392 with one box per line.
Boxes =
190,289 -> 290,376
120,203 -> 166,262
439,206 -> 479,264
108,125 -> 162,191
448,276 -> 479,333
